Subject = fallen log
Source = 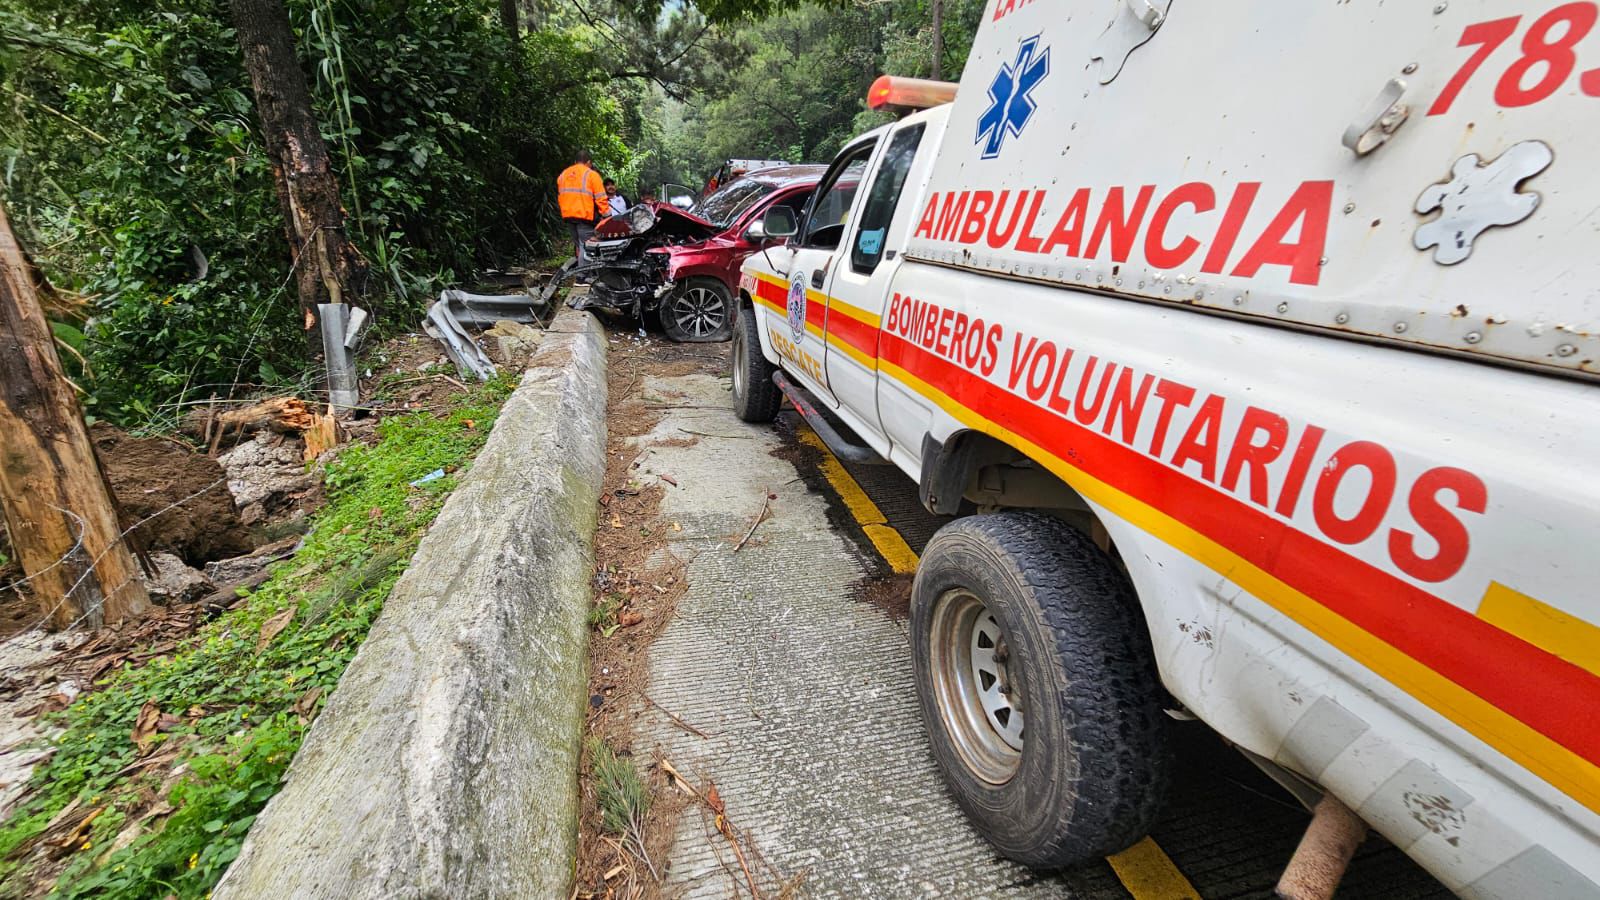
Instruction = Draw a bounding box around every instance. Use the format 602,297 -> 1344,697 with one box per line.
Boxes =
181,397 -> 317,448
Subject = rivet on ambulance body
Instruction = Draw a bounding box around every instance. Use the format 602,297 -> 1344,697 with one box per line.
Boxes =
1557,343 -> 1578,357
1395,322 -> 1409,333
1277,302 -> 1289,313
1433,1 -> 1447,13
1403,63 -> 1418,74
1138,281 -> 1146,289
1115,278 -> 1123,286
1464,331 -> 1482,344
1164,285 -> 1172,294
1343,203 -> 1356,214
1335,312 -> 1349,324
1233,295 -> 1245,306
1319,257 -> 1329,266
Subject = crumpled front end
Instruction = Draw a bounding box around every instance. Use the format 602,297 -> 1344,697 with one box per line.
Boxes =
566,204 -> 716,317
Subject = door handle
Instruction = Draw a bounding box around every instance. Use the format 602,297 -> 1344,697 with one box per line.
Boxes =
810,257 -> 832,290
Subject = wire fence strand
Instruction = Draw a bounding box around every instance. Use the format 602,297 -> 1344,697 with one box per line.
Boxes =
3,475 -> 230,642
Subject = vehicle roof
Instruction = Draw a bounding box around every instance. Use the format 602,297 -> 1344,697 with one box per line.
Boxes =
738,164 -> 826,188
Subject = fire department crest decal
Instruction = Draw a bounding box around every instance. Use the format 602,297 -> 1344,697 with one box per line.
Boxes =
787,275 -> 807,342
976,34 -> 1049,160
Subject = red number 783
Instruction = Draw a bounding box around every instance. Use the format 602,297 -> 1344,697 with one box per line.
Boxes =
1427,1 -> 1600,116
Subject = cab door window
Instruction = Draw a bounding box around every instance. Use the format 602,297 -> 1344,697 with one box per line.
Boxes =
849,124 -> 926,274
800,141 -> 876,250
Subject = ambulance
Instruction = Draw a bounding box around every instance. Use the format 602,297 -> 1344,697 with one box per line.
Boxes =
732,0 -> 1600,895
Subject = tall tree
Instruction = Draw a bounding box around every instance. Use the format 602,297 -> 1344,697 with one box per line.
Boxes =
501,0 -> 521,42
229,0 -> 368,355
0,201 -> 149,629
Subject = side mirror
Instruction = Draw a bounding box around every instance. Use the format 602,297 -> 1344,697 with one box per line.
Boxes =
743,220 -> 768,242
761,206 -> 798,239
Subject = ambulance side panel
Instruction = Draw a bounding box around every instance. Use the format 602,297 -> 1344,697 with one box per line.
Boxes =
909,0 -> 1600,378
873,254 -> 1600,894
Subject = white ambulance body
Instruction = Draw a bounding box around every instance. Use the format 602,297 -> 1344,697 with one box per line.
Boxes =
732,1 -> 1600,895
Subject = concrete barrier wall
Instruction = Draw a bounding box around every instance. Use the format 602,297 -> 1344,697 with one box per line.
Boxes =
214,310 -> 606,899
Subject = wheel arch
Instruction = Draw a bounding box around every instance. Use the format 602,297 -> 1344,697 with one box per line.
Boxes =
920,429 -> 1090,518
738,286 -> 783,366
921,429 -> 1181,696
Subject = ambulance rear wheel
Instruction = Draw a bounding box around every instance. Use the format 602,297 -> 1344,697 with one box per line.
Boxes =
911,511 -> 1171,868
731,304 -> 782,423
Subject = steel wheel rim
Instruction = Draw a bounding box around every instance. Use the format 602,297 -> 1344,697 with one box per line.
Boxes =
671,286 -> 726,338
928,588 -> 1024,784
731,315 -> 747,398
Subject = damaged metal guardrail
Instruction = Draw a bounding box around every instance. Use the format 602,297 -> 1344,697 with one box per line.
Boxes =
422,288 -> 547,380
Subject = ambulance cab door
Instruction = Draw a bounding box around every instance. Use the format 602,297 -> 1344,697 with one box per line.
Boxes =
779,136 -> 879,407
823,119 -> 931,450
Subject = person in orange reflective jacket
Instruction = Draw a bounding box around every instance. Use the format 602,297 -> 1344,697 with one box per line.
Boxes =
557,150 -> 607,265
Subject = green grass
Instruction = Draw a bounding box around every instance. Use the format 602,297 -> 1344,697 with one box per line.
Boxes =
589,740 -> 649,840
0,376 -> 514,899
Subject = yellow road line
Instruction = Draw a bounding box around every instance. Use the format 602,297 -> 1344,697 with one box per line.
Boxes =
796,421 -> 1199,899
1107,838 -> 1201,899
795,426 -> 918,574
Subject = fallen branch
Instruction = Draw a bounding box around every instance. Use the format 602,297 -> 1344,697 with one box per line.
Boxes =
183,396 -> 315,446
643,693 -> 711,738
708,783 -> 761,900
733,492 -> 773,553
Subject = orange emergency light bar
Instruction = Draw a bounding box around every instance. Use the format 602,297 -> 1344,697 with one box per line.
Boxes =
868,75 -> 958,111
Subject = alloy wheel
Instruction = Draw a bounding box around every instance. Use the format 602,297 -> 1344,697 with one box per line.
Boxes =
669,285 -> 727,339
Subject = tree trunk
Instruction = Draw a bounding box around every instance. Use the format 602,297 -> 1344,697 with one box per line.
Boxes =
229,0 -> 367,360
500,0 -> 520,43
930,0 -> 944,80
0,202 -> 149,630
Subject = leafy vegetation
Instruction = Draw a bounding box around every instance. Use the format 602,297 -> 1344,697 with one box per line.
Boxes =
636,0 -> 985,189
0,376 -> 513,899
588,738 -> 653,878
0,0 -> 666,425
0,0 -> 980,427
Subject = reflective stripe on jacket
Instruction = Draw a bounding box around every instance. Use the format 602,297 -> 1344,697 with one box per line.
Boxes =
557,164 -> 605,221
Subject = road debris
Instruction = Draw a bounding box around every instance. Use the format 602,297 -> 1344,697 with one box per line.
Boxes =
423,289 -> 546,380
733,491 -> 775,552
642,694 -> 711,739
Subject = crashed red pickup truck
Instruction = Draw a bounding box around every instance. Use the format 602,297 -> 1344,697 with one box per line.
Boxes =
565,165 -> 822,342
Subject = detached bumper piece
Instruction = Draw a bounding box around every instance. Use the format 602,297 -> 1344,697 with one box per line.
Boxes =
771,371 -> 889,466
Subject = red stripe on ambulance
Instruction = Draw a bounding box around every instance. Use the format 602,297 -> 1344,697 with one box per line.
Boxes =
874,325 -> 1600,772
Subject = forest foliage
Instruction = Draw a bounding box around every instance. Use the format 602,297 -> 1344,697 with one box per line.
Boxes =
0,0 -> 981,426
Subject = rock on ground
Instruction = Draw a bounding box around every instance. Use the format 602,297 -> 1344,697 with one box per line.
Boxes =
91,423 -> 252,564
482,320 -> 542,370
202,537 -> 300,588
217,433 -> 319,526
142,553 -> 214,605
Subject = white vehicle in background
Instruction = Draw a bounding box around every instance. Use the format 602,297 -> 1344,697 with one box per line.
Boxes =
732,1 -> 1600,897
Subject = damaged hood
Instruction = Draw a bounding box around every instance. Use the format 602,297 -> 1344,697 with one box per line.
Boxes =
593,203 -> 718,241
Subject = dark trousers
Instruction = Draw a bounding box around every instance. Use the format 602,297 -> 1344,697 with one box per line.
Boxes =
567,219 -> 595,264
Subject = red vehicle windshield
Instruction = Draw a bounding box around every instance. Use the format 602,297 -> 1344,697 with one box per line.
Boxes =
697,180 -> 777,230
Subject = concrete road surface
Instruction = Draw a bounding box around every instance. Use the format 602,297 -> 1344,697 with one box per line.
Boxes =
622,367 -> 1451,899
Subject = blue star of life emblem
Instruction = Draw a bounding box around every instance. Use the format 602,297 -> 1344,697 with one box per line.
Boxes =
976,35 -> 1049,160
